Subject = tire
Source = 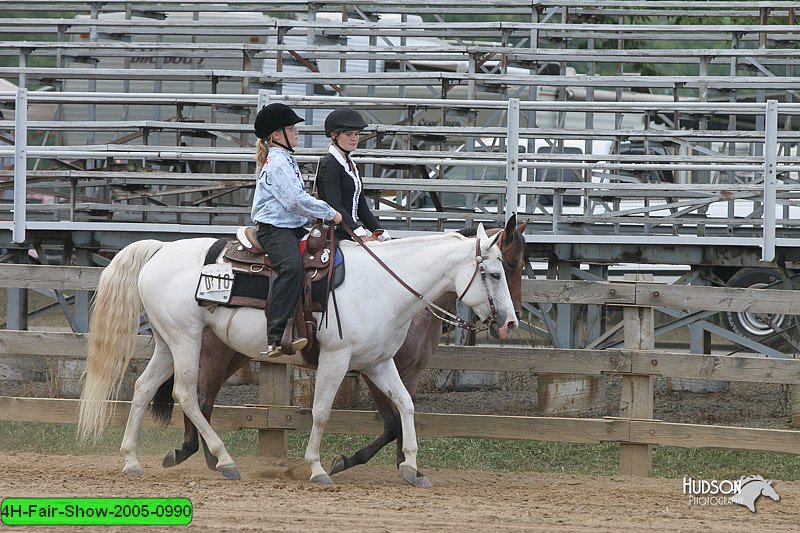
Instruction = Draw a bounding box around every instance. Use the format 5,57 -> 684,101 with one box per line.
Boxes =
722,268 -> 796,348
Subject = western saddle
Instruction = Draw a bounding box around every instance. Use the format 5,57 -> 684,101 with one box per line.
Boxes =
217,222 -> 337,367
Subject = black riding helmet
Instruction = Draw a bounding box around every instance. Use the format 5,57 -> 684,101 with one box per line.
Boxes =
254,102 -> 304,139
324,107 -> 368,137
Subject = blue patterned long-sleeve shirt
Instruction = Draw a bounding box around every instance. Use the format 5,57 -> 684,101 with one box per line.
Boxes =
251,146 -> 336,227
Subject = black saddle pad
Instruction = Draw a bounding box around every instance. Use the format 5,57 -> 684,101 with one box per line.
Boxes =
199,238 -> 345,309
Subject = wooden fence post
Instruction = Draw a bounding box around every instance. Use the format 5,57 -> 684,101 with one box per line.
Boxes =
257,362 -> 289,457
6,250 -> 29,331
619,274 -> 654,477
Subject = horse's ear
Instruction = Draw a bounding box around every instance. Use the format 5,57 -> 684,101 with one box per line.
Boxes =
503,214 -> 517,240
476,223 -> 489,240
517,218 -> 528,233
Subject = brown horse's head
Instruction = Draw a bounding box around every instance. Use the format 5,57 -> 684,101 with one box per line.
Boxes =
484,214 -> 527,337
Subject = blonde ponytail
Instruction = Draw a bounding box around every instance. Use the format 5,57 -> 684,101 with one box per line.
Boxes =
255,138 -> 268,168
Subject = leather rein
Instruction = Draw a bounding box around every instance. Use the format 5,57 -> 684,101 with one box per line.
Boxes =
341,224 -> 500,332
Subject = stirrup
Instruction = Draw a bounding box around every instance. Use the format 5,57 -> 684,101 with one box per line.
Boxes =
255,338 -> 308,363
282,337 -> 308,354
259,343 -> 283,359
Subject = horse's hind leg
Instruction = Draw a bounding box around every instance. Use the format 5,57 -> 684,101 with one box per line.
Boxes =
198,352 -> 250,471
169,337 -> 240,480
154,376 -> 196,468
158,373 -> 202,469
163,330 -> 245,472
120,333 -> 174,477
361,359 -> 426,488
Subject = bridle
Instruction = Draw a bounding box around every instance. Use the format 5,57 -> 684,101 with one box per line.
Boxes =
342,224 -> 501,332
453,236 -> 500,328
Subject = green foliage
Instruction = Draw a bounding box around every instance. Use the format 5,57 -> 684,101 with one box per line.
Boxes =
653,447 -> 800,480
414,438 -> 619,474
675,15 -> 755,25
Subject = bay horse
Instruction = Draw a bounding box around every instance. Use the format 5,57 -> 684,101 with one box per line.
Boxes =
78,224 -> 518,485
154,216 -> 527,487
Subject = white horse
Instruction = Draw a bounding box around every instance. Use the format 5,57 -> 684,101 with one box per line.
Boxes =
78,225 -> 517,485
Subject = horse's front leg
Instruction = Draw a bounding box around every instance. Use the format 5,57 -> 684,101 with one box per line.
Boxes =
361,359 -> 428,488
305,355 -> 350,484
392,355 -> 431,484
328,375 -> 401,475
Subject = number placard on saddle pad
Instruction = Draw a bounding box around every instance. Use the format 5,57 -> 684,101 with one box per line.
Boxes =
195,263 -> 234,304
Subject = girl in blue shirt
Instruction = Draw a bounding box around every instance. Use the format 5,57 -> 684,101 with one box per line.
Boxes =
252,103 -> 342,358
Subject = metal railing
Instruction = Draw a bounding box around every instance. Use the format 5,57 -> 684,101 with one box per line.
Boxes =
5,90 -> 800,259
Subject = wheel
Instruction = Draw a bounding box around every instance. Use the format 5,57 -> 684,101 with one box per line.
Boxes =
722,268 -> 796,348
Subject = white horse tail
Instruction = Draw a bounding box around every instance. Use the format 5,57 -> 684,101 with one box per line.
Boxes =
78,239 -> 164,442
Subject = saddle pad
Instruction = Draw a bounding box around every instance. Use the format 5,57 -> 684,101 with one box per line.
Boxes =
196,238 -> 345,308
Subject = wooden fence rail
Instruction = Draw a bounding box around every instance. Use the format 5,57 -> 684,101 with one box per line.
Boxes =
4,395 -> 798,457
2,264 -> 798,316
5,330 -> 800,385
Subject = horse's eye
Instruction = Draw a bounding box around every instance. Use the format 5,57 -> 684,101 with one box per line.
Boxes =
505,260 -> 518,270
490,272 -> 501,280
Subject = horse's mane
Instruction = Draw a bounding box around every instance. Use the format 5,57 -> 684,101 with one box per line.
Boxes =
457,226 -> 494,238
458,224 -> 525,248
338,231 -> 469,248
337,224 -> 524,250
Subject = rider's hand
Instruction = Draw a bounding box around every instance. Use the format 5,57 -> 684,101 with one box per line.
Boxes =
331,211 -> 342,225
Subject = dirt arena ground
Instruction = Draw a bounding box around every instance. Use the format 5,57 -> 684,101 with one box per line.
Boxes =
1,451 -> 797,532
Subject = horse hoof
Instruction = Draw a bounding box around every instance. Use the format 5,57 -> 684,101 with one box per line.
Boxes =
162,451 -> 178,469
123,464 -> 144,477
310,473 -> 334,485
328,455 -> 346,476
416,475 -> 432,489
398,464 -> 429,488
217,466 -> 241,481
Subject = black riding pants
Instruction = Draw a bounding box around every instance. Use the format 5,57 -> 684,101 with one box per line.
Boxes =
256,223 -> 307,344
